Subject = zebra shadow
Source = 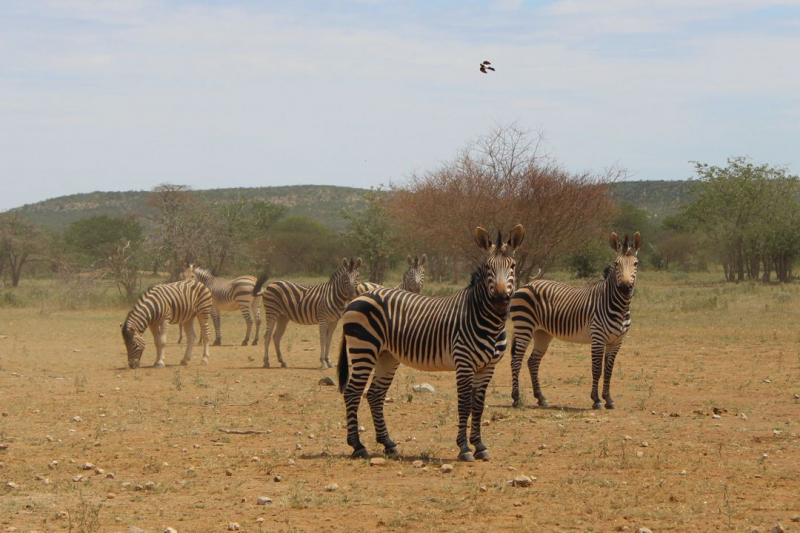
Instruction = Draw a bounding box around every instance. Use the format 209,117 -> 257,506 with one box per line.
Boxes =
487,403 -> 591,413
233,366 -> 325,371
299,451 -> 453,463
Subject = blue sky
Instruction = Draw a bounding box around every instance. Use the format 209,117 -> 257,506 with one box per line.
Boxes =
1,0 -> 799,210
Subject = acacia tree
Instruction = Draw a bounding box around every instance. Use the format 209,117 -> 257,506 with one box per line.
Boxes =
685,157 -> 800,282
0,213 -> 46,287
389,124 -> 621,282
342,189 -> 395,283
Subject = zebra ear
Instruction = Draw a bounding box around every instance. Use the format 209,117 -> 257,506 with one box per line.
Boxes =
631,231 -> 642,255
609,232 -> 621,253
407,255 -> 413,267
342,257 -> 349,268
507,224 -> 525,251
420,254 -> 427,266
353,257 -> 362,270
474,227 -> 492,252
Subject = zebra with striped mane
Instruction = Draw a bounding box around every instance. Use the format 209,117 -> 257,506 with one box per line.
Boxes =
356,254 -> 427,295
183,264 -> 269,346
261,258 -> 362,369
338,225 -> 524,461
121,279 -> 213,369
509,231 -> 641,410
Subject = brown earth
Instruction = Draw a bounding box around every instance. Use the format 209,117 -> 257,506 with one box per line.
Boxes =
0,276 -> 799,532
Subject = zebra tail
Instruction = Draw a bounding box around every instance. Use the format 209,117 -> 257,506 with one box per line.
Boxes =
337,337 -> 349,394
252,272 -> 270,296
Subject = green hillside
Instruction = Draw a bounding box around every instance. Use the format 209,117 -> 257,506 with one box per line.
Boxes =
10,181 -> 695,231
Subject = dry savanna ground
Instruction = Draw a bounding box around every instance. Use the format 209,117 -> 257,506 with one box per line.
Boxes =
0,272 -> 799,533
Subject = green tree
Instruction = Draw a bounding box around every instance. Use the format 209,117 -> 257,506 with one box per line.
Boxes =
63,215 -> 144,266
341,189 -> 395,283
261,216 -> 347,275
0,213 -> 46,287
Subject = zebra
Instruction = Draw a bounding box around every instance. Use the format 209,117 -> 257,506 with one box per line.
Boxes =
121,278 -> 213,369
356,254 -> 427,295
261,258 -> 362,369
182,264 -> 269,346
338,225 -> 524,462
509,232 -> 641,410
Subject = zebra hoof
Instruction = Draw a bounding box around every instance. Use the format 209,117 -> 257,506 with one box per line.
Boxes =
241,340 -> 248,346
154,362 -> 165,368
251,340 -> 259,346
351,448 -> 370,459
537,399 -> 549,408
179,360 -> 189,366
213,340 -> 222,346
262,362 -> 270,368
326,361 -> 334,369
474,449 -> 491,461
512,398 -> 521,408
280,362 -> 288,368
457,451 -> 475,462
385,446 -> 399,456
200,359 -> 209,366
605,402 -> 616,410
592,402 -> 604,410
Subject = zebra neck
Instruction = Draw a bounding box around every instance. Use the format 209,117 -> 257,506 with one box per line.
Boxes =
467,278 -> 508,327
605,278 -> 633,310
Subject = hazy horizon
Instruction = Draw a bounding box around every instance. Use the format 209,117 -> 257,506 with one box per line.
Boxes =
2,1 -> 799,211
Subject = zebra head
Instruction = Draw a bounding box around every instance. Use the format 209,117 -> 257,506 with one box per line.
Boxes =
121,319 -> 145,369
609,231 -> 641,298
404,254 -> 427,293
340,257 -> 362,300
182,263 -> 196,281
474,224 -> 525,315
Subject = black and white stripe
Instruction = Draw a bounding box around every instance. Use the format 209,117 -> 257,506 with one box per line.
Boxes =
510,232 -> 641,409
121,279 -> 213,369
356,254 -> 426,295
262,258 -> 361,369
338,226 -> 524,462
186,265 -> 269,346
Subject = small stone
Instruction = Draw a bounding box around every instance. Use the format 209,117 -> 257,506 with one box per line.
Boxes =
307,434 -> 315,439
421,466 -> 429,472
81,462 -> 95,471
511,475 -> 534,487
636,451 -> 644,458
790,515 -> 800,522
358,426 -> 366,433
481,420 -> 490,427
440,464 -> 454,473
106,472 -> 115,479
241,497 -> 247,503
507,466 -> 516,471
273,475 -> 282,482
763,379 -> 771,383
0,444 -> 7,451
771,524 -> 785,533
412,460 -> 424,468
144,482 -> 156,491
256,518 -> 265,523
72,475 -> 83,482
794,394 -> 799,400
225,469 -> 233,476
623,435 -> 632,441
412,383 -> 435,393
679,470 -> 687,475
740,413 -> 748,420
759,453 -> 769,463
640,441 -> 649,448
370,457 -> 387,467
479,485 -> 488,492
295,443 -> 302,450
638,528 -> 653,533
45,436 -> 53,442
513,501 -> 522,507
56,510 -> 69,519
72,416 -> 82,422
5,482 -> 19,490
1,412 -> 7,417
193,443 -> 200,449
251,456 -> 260,463
49,460 -> 58,469
318,376 -> 335,386
287,459 -> 295,465
164,528 -> 178,533
324,483 -> 339,492
538,444 -> 547,450
227,524 -> 241,531
712,414 -> 722,420
257,497 -> 273,505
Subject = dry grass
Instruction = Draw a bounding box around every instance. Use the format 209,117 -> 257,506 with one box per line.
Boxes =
0,270 -> 798,532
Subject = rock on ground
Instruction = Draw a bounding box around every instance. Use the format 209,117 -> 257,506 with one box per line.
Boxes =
412,383 -> 435,393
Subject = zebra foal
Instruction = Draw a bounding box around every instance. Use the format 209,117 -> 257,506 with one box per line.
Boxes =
510,232 -> 641,410
121,279 -> 213,369
261,258 -> 361,369
356,254 -> 426,295
184,264 -> 269,346
338,226 -> 524,461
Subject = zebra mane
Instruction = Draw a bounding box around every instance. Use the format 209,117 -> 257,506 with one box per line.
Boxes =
329,266 -> 346,282
469,260 -> 487,288
602,265 -> 613,279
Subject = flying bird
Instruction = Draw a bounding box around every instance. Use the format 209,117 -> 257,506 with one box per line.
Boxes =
479,60 -> 495,74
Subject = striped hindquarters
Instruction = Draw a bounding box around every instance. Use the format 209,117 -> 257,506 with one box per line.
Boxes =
510,280 -> 601,343
124,279 -> 213,333
262,280 -> 321,325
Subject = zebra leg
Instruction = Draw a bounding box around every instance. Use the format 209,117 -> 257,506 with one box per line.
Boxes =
272,317 -> 290,368
211,307 -> 222,346
151,322 -> 168,368
469,362 -> 497,460
177,324 -> 184,344
323,319 -> 338,368
317,321 -> 329,369
181,320 -> 196,366
590,337 -> 605,409
198,311 -> 211,365
240,305 -> 253,346
343,340 -> 377,459
528,331 -> 553,407
262,314 -> 277,367
251,299 -> 262,346
455,363 -> 476,462
510,329 -> 531,408
366,352 -> 400,456
602,343 -> 623,409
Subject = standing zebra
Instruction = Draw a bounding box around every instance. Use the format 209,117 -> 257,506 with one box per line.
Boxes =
510,232 -> 641,410
338,225 -> 524,461
183,264 -> 269,346
357,254 -> 427,295
121,279 -> 213,369
261,258 -> 362,369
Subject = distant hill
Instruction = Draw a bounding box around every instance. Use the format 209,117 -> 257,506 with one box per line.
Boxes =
11,185 -> 369,232
10,181 -> 695,231
610,180 -> 695,220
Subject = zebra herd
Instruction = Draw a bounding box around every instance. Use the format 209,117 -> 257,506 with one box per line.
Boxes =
120,226 -> 641,461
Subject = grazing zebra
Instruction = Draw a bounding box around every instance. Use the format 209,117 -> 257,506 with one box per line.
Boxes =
182,264 -> 269,346
121,279 -> 213,369
338,225 -> 524,461
357,254 -> 427,295
510,232 -> 641,410
262,258 -> 362,369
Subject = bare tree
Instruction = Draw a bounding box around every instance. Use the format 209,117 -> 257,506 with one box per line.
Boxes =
390,124 -> 622,281
0,213 -> 46,287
